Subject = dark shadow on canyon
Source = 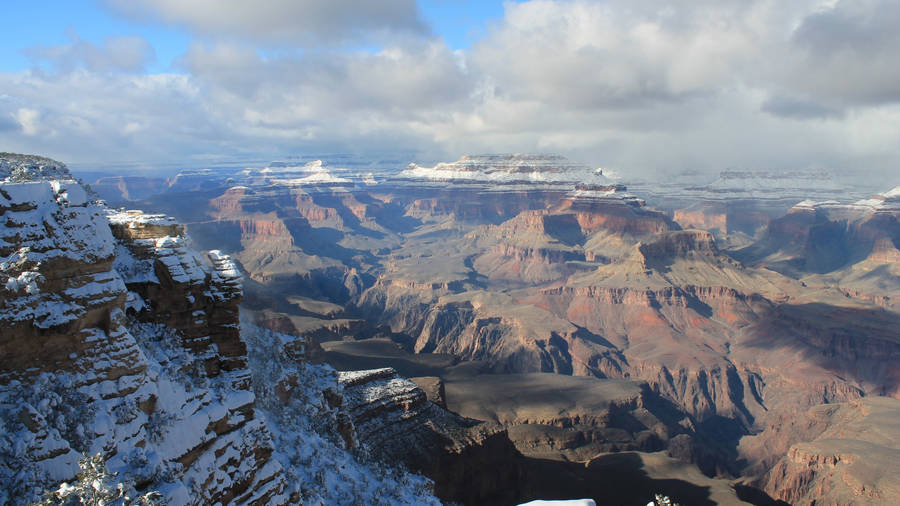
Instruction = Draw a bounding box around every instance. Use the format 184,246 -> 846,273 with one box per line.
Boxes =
512,452 -> 715,506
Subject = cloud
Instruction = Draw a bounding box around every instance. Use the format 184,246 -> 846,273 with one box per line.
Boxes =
470,0 -> 757,109
175,40 -> 472,130
0,39 -> 470,164
14,108 -> 41,135
760,94 -> 845,120
2,0 -> 900,183
25,32 -> 155,73
104,0 -> 428,46
780,0 -> 900,106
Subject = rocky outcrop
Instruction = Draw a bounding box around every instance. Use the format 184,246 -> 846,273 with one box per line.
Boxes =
756,397 -> 900,505
0,154 -> 456,505
109,210 -> 247,375
0,156 -> 290,504
337,368 -> 523,505
638,230 -> 718,260
868,236 -> 900,263
1,178 -> 128,374
400,153 -> 609,185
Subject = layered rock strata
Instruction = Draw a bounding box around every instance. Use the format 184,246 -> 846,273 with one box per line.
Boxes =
755,397 -> 900,505
0,156 -> 290,504
338,367 -> 523,505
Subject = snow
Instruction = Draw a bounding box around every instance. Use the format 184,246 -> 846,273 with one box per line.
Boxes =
258,160 -> 354,186
566,185 -> 644,206
400,154 -> 610,185
705,169 -> 842,192
1,181 -> 56,206
123,235 -> 208,285
277,171 -> 352,185
243,323 -> 440,505
678,169 -> 865,202
2,176 -> 440,505
260,160 -> 326,174
113,244 -> 158,284
1,179 -> 121,330
795,185 -> 900,213
4,270 -> 43,294
106,209 -> 178,228
51,181 -> 88,206
0,154 -> 72,182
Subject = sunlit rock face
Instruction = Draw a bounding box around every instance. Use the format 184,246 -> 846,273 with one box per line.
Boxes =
108,210 -> 247,375
752,397 -> 900,506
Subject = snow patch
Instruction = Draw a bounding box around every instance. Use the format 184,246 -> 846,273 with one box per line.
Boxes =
400,154 -> 610,185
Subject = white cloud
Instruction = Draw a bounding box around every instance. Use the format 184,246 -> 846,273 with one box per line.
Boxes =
15,108 -> 41,136
778,0 -> 900,106
25,32 -> 155,73
104,0 -> 427,46
1,0 -> 900,182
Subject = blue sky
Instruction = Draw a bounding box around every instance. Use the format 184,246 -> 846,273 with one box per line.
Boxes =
1,2 -> 182,73
0,1 -> 510,73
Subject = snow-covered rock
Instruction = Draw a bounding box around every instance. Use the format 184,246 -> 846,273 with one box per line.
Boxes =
0,153 -> 441,505
401,154 -> 610,185
337,368 -> 525,505
0,153 -> 73,182
704,169 -> 842,194
242,160 -> 354,186
790,185 -> 900,215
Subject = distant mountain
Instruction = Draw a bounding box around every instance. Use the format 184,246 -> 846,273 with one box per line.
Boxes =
400,153 -> 610,185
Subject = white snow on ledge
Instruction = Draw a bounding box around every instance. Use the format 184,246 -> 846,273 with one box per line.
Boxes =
792,185 -> 900,213
107,209 -> 178,227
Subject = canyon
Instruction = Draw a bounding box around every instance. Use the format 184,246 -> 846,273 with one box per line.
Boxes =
3,152 -> 899,504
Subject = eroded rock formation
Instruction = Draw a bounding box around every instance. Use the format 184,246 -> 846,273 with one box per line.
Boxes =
0,155 -> 289,504
338,368 -> 523,504
78,154 -> 900,504
0,154 -> 449,505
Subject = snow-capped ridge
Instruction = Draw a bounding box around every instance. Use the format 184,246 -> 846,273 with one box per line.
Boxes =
0,153 -> 73,183
400,154 -> 611,185
790,185 -> 900,213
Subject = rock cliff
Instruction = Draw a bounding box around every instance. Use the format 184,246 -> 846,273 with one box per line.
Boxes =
0,156 -> 287,504
755,397 -> 900,505
0,154 -> 442,505
338,368 -> 523,505
79,155 -> 900,503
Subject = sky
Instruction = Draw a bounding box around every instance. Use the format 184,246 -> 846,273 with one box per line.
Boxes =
1,0 -> 899,181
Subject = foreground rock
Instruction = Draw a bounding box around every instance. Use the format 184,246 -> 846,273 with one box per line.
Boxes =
338,367 -> 523,505
1,155 -> 289,503
0,154 -> 441,505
